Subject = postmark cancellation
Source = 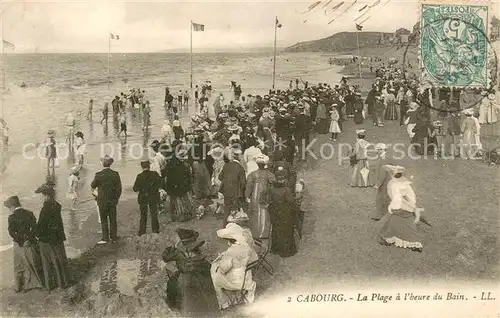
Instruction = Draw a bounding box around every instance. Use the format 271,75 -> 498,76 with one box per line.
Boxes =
420,0 -> 492,88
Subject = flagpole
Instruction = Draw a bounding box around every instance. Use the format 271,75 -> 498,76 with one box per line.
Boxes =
272,16 -> 277,89
355,27 -> 362,79
190,20 -> 193,89
107,33 -> 111,90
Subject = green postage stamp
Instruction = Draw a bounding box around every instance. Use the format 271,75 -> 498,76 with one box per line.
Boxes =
420,1 -> 490,87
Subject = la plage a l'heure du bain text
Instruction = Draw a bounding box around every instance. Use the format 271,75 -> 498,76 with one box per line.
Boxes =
287,292 -> 496,303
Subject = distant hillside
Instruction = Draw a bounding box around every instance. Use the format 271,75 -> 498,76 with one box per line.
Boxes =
285,31 -> 393,53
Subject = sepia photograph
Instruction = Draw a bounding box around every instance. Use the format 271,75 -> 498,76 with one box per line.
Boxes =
0,0 -> 499,317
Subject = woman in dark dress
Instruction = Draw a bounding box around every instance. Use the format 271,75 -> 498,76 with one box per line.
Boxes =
4,195 -> 44,293
269,169 -> 298,258
35,183 -> 69,290
166,145 -> 195,222
162,228 -> 220,317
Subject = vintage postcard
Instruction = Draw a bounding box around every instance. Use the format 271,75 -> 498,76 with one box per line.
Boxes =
0,0 -> 499,317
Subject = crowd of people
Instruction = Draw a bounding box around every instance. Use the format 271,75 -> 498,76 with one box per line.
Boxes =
4,62 -> 500,315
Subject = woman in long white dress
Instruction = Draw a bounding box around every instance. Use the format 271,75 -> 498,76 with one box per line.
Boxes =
243,136 -> 263,177
210,225 -> 256,310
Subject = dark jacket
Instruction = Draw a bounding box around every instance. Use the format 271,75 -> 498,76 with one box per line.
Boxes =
166,158 -> 193,197
37,199 -> 66,244
294,113 -> 311,138
8,208 -> 38,247
218,160 -> 246,199
133,169 -> 162,204
90,168 -> 122,206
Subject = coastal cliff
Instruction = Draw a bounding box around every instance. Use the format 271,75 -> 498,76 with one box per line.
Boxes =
285,31 -> 394,53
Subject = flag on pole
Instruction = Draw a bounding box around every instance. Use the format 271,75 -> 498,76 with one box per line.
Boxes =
276,17 -> 282,28
356,23 -> 363,31
2,40 -> 15,50
110,33 -> 120,40
192,22 -> 205,31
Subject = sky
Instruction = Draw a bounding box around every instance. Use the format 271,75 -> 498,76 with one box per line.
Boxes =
1,0 -> 420,53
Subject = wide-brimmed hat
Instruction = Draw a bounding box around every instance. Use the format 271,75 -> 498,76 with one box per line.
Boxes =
216,223 -> 245,243
101,155 -> 114,167
388,165 -> 405,176
175,228 -> 205,251
255,154 -> 269,164
208,145 -> 224,157
34,183 -> 55,196
356,129 -> 366,135
463,108 -> 474,116
227,211 -> 249,223
375,143 -> 388,150
47,129 -> 55,136
228,124 -> 240,131
172,120 -> 181,127
409,102 -> 419,110
3,195 -> 21,209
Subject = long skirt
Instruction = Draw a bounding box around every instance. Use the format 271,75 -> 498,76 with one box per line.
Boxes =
13,242 -> 44,291
210,266 -> 256,309
270,205 -> 298,258
354,110 -> 364,124
373,177 -> 390,220
39,241 -> 69,290
378,209 -> 423,251
192,161 -> 211,199
350,159 -> 373,187
384,102 -> 399,120
315,118 -> 329,134
249,202 -> 271,239
170,193 -> 195,222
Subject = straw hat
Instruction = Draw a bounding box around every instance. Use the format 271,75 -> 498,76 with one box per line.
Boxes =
356,129 -> 366,135
228,124 -> 240,131
375,143 -> 388,150
172,120 -> 181,127
409,102 -> 419,111
463,108 -> 474,116
255,154 -> 269,164
227,211 -> 249,224
216,223 -> 245,243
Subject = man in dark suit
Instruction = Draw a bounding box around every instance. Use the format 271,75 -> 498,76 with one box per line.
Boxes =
91,155 -> 122,244
294,104 -> 311,161
218,148 -> 246,227
133,160 -> 161,236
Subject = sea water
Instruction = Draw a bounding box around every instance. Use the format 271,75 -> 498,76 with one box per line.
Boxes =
0,51 -> 342,260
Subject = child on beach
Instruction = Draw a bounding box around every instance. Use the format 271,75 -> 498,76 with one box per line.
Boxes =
329,108 -> 341,141
67,168 -> 79,210
45,129 -> 58,172
118,112 -> 127,137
